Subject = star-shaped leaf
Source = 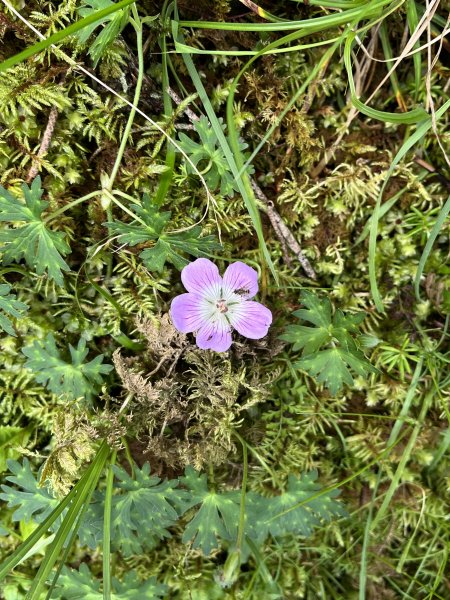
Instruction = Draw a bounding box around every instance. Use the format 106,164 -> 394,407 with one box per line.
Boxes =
106,194 -> 221,272
280,291 -> 376,395
22,334 -> 113,401
254,471 -> 347,539
179,467 -> 241,556
0,178 -> 70,286
0,459 -> 59,525
51,563 -> 167,600
110,462 -> 183,556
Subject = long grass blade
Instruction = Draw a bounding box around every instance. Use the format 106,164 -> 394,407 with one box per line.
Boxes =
0,0 -> 136,73
414,194 -> 450,300
368,98 -> 450,311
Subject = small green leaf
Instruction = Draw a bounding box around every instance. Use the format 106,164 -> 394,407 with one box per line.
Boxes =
22,334 -> 112,401
106,194 -> 221,272
257,471 -> 347,539
0,459 -> 59,525
77,0 -> 131,67
0,178 -> 70,286
281,291 -> 376,394
110,462 -> 183,556
177,116 -> 253,197
0,284 -> 28,336
180,467 -> 241,555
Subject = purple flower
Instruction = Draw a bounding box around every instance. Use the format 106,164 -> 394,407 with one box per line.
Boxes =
170,258 -> 272,352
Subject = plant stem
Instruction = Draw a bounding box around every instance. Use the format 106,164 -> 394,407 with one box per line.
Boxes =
105,8 -> 144,196
233,430 -> 248,553
103,449 -> 118,600
44,190 -> 101,224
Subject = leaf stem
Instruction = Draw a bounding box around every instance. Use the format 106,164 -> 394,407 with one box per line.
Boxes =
44,190 -> 101,224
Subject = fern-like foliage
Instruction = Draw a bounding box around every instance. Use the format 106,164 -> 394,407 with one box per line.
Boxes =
0,64 -> 71,120
0,284 -> 28,336
280,291 -> 376,394
0,178 -> 71,286
106,193 -> 221,271
22,334 -> 112,402
51,563 -> 167,600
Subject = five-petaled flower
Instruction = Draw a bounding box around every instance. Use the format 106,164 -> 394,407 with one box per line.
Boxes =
170,258 -> 272,352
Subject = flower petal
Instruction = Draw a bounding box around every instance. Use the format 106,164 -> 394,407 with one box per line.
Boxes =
181,258 -> 222,300
170,293 -> 207,333
196,320 -> 232,352
222,262 -> 258,299
229,301 -> 272,339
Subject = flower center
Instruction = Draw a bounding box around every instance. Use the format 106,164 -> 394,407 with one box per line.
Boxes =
216,299 -> 228,313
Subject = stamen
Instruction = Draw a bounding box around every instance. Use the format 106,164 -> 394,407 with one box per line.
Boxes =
216,299 -> 228,313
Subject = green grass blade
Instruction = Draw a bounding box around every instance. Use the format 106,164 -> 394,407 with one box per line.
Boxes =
344,32 -> 428,123
25,442 -> 110,600
172,11 -> 276,278
177,1 -> 389,32
0,0 -> 136,74
414,193 -> 450,300
379,22 -> 406,111
368,98 -> 450,311
154,0 -> 176,207
358,358 -> 423,598
103,450 -> 117,600
406,0 -> 422,100
0,465 -> 90,581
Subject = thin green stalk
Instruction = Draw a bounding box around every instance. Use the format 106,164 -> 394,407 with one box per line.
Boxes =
233,431 -> 248,553
45,474 -> 99,600
44,190 -> 101,223
368,98 -> 450,311
105,6 -> 144,194
371,390 -> 432,530
0,456 -> 97,581
103,449 -> 118,600
414,193 -> 450,300
154,0 -> 176,207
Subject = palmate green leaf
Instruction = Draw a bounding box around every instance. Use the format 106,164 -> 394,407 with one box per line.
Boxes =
22,334 -> 113,401
0,284 -> 28,336
296,348 -> 372,397
0,459 -> 59,525
177,116 -> 253,197
281,291 -> 375,394
52,563 -> 167,600
140,227 -> 219,271
0,178 -> 70,286
110,462 -> 183,556
106,194 -> 221,272
256,471 -> 347,539
77,0 -> 131,67
180,467 -> 241,556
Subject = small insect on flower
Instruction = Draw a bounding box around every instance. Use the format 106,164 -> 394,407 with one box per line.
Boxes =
170,258 -> 272,352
